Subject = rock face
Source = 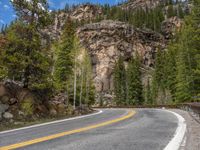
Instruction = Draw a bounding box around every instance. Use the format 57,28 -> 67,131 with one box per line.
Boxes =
161,16 -> 183,39
0,81 -> 48,121
70,4 -> 102,21
121,0 -> 161,10
77,20 -> 165,98
43,4 -> 102,41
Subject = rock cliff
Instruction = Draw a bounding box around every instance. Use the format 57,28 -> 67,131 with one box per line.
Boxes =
121,0 -> 161,10
77,20 -> 165,99
43,3 -> 183,103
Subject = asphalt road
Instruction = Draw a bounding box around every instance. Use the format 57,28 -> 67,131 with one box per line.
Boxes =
0,109 -> 179,150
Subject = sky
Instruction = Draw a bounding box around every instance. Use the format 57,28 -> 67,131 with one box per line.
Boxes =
0,0 -> 125,28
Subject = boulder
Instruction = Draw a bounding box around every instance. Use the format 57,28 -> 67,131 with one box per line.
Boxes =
0,103 -> 9,114
3,112 -> 13,119
0,103 -> 9,121
49,108 -> 57,116
9,98 -> 17,105
0,95 -> 10,104
0,83 -> 7,97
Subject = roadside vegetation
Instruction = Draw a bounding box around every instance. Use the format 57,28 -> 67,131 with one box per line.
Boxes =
0,0 -> 199,126
113,0 -> 200,105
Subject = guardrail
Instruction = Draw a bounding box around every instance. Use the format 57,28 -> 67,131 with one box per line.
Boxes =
93,105 -> 179,109
180,103 -> 200,123
93,103 -> 200,123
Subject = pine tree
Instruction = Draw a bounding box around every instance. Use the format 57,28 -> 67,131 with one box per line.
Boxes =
175,0 -> 200,102
151,48 -> 167,104
127,53 -> 143,105
0,34 -> 7,80
2,0 -> 52,92
167,5 -> 176,18
164,43 -> 178,101
54,18 -> 75,91
145,78 -> 153,105
113,56 -> 127,105
178,4 -> 184,18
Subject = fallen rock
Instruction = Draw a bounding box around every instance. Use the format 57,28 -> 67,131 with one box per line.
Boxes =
3,112 -> 13,119
0,95 -> 10,104
49,108 -> 57,116
0,83 -> 7,97
0,103 -> 9,121
9,98 -> 17,105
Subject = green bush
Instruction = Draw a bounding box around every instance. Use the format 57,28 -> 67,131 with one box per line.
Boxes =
20,97 -> 34,116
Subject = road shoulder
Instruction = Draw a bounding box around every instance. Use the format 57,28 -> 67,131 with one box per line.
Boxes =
170,109 -> 200,150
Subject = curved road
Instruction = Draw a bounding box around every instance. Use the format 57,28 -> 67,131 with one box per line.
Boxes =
0,109 -> 181,150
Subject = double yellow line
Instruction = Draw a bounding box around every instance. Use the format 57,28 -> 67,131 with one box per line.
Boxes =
0,110 -> 136,150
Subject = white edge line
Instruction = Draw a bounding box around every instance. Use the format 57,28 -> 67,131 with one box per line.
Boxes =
0,109 -> 103,135
162,109 -> 187,150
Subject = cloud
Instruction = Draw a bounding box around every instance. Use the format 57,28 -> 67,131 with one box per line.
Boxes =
48,0 -> 55,7
12,14 -> 17,18
0,19 -> 5,24
3,4 -> 10,10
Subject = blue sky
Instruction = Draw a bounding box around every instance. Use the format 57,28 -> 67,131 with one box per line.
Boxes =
0,0 -> 125,28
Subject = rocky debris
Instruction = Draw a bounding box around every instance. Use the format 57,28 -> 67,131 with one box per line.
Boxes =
77,20 -> 165,98
120,0 -> 161,10
48,93 -> 69,116
48,102 -> 67,116
3,112 -> 13,119
0,103 -> 9,120
0,81 -> 48,121
161,16 -> 183,39
51,93 -> 68,105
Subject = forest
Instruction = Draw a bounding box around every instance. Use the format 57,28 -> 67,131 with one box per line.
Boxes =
0,0 -> 199,115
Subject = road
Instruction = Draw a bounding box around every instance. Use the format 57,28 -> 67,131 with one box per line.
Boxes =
0,109 -> 183,150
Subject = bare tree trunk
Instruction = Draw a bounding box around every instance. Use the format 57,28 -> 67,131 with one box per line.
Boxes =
79,67 -> 84,108
73,51 -> 77,110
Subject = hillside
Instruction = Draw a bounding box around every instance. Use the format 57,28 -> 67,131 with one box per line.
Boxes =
0,0 -> 199,123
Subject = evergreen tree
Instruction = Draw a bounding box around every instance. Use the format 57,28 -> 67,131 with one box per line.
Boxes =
1,0 -> 52,92
54,18 -> 75,91
175,0 -> 200,102
151,48 -> 167,104
145,78 -> 153,105
167,5 -> 176,18
164,43 -> 178,101
178,4 -> 184,18
0,34 -> 7,80
113,56 -> 127,105
127,53 -> 143,105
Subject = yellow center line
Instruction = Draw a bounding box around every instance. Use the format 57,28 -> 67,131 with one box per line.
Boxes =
0,110 -> 136,150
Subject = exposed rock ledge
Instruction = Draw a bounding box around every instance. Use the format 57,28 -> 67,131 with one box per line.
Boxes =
77,20 -> 166,100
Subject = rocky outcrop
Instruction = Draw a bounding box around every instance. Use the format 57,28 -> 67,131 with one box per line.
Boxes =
161,16 -> 183,39
121,0 -> 161,10
77,20 -> 165,98
0,81 -> 48,122
43,4 -> 102,41
70,4 -> 102,21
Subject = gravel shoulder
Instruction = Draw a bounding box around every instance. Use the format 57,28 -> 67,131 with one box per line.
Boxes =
170,109 -> 200,150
